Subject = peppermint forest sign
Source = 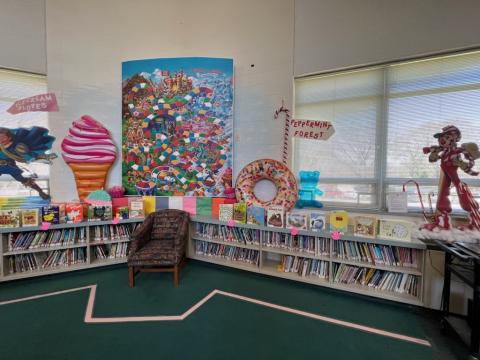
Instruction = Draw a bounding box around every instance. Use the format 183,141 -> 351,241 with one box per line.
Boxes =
290,119 -> 334,140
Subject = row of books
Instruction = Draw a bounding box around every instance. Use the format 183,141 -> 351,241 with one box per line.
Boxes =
8,228 -> 87,251
41,249 -> 86,268
277,256 -> 329,279
92,243 -> 129,259
194,240 -> 260,266
263,233 -> 320,254
332,263 -> 419,296
92,224 -> 134,243
8,248 -> 87,273
194,223 -> 261,245
332,241 -> 419,268
215,205 -> 413,242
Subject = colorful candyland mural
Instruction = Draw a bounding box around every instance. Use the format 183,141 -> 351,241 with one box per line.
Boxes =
122,57 -> 233,196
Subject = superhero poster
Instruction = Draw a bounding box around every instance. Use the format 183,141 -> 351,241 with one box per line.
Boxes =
122,57 -> 233,197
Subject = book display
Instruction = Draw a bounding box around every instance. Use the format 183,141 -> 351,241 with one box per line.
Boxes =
0,218 -> 143,281
188,217 -> 426,305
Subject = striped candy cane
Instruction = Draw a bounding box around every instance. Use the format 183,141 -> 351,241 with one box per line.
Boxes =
274,100 -> 290,165
460,182 -> 480,230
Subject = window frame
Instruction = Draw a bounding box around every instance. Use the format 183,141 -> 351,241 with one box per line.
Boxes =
293,49 -> 480,213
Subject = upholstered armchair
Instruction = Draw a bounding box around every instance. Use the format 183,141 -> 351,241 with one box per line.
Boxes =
127,209 -> 189,287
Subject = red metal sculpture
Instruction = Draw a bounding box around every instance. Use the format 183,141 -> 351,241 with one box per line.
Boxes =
422,125 -> 480,231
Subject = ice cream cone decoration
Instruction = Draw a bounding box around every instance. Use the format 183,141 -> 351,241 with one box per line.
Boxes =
61,115 -> 117,201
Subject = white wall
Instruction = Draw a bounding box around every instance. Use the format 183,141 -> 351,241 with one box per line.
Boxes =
294,0 -> 480,76
46,0 -> 294,201
0,0 -> 46,74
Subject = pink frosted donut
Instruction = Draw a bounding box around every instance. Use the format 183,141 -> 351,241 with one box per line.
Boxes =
235,159 -> 298,210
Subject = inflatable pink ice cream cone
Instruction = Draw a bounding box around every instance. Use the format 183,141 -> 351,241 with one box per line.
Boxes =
61,115 -> 117,201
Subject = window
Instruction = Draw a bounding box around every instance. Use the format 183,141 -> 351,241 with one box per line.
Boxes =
294,50 -> 480,212
0,69 -> 49,196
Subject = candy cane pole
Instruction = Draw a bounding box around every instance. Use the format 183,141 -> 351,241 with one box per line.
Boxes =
274,100 -> 290,165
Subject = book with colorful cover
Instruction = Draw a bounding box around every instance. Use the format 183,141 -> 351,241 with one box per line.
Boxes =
329,210 -> 349,234
309,211 -> 326,232
117,207 -> 129,219
0,209 -> 21,228
21,209 -> 40,227
286,211 -> 309,230
247,206 -> 265,226
65,203 -> 83,223
233,202 -> 247,223
128,197 -> 144,218
42,205 -> 60,224
88,206 -> 113,221
267,206 -> 284,228
219,204 -> 233,222
354,216 -> 377,238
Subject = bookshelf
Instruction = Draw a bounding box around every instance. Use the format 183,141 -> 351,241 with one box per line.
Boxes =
188,217 -> 426,306
0,218 -> 143,282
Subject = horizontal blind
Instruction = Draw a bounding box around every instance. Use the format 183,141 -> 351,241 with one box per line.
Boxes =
294,68 -> 383,179
0,68 -> 49,179
386,51 -> 480,180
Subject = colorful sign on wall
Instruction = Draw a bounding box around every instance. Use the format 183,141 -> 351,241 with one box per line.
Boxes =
122,57 -> 234,196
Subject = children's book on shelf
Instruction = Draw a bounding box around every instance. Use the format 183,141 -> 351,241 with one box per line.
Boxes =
378,219 -> 412,241
42,205 -> 60,224
21,209 -> 39,227
309,211 -> 326,231
128,197 -> 144,218
329,210 -> 349,234
65,203 -> 83,223
353,216 -> 377,238
267,206 -> 284,228
88,206 -> 113,221
116,207 -> 129,219
247,206 -> 265,226
0,209 -> 21,228
219,204 -> 233,222
233,202 -> 247,223
286,211 -> 309,230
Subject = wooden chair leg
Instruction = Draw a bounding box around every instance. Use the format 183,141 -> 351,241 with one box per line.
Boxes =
173,265 -> 179,287
128,266 -> 135,288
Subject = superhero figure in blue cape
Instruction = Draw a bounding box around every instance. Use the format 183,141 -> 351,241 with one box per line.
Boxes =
0,126 -> 57,199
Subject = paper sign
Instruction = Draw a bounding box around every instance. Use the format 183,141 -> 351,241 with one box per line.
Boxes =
40,222 -> 51,231
7,92 -> 59,114
290,119 -> 334,140
227,219 -> 235,227
290,227 -> 298,236
386,192 -> 408,213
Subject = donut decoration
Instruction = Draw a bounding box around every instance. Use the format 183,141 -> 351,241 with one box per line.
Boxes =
235,159 -> 298,211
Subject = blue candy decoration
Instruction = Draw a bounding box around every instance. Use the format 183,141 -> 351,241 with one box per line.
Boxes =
296,170 -> 323,208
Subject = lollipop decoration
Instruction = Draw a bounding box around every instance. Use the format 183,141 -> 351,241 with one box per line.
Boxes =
422,125 -> 480,231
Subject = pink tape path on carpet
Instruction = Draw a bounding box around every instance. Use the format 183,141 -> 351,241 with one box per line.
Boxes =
0,284 -> 431,347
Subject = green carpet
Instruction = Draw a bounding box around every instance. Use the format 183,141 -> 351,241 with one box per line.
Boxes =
0,260 -> 469,360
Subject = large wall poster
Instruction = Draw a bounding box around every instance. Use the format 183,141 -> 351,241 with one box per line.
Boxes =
122,57 -> 233,196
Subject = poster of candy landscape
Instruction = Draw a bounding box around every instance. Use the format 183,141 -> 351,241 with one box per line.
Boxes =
122,57 -> 234,196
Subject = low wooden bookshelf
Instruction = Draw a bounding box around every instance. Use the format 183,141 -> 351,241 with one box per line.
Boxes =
0,218 -> 143,282
188,216 -> 426,306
